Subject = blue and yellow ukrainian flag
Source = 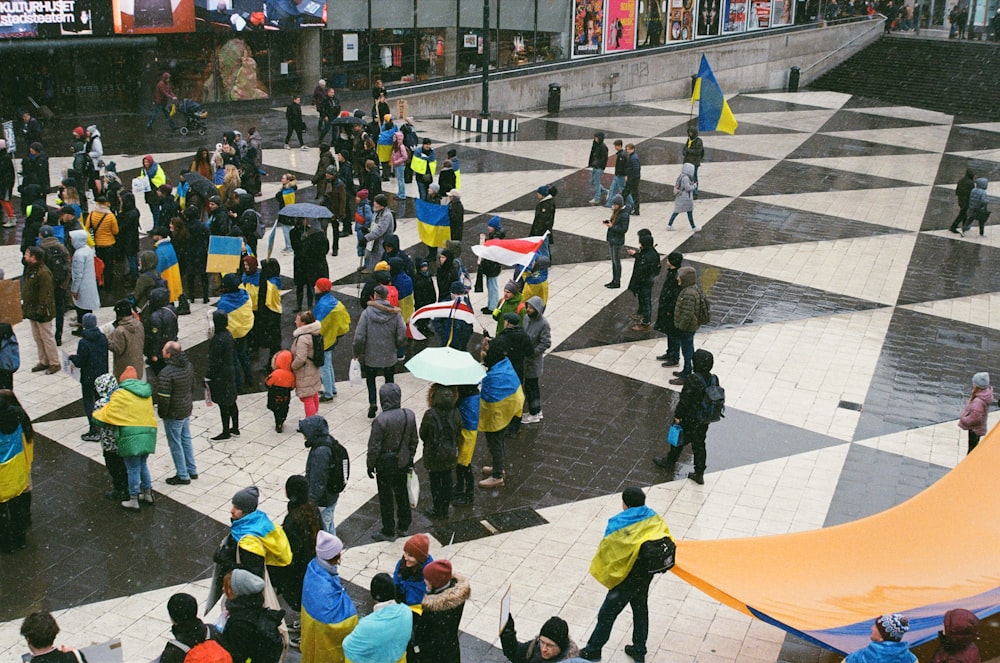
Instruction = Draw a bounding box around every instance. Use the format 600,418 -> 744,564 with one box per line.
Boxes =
457,388 -> 480,466
229,509 -> 294,567
453,157 -> 461,190
590,505 -> 672,589
314,293 -> 351,350
155,238 -> 183,302
479,358 -> 525,433
693,55 -> 738,135
301,558 -> 359,663
393,272 -> 414,323
242,272 -> 283,314
206,235 -> 243,274
217,286 -> 254,339
415,198 -> 451,248
410,150 -> 437,179
241,271 -> 260,311
0,425 -> 32,503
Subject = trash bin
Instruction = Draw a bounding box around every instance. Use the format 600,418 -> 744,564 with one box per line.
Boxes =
547,83 -> 561,113
787,66 -> 801,93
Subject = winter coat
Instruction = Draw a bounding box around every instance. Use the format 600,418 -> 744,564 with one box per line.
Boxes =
85,207 -> 118,248
673,267 -> 703,333
530,195 -> 556,238
94,378 -> 157,457
413,575 -> 471,663
393,555 -> 435,606
843,640 -> 917,663
286,101 -> 305,131
86,126 -> 104,171
69,230 -> 101,312
612,148 -> 628,177
438,168 -> 457,196
366,383 -> 419,474
588,135 -> 609,169
500,618 -> 581,662
70,326 -> 109,387
968,178 -> 989,215
448,199 -> 465,242
222,592 -> 283,663
0,152 -> 15,200
38,236 -> 70,290
654,265 -> 683,334
158,621 -> 224,663
21,150 -> 50,193
21,260 -> 55,323
107,314 -> 145,379
208,317 -> 237,406
673,163 -> 696,213
390,132 -> 409,168
606,205 -> 630,246
956,171 -> 975,209
419,388 -> 462,472
156,351 -> 195,420
683,134 -> 705,167
313,149 -> 335,197
353,300 -> 407,369
342,602 -> 413,663
413,271 -> 437,309
930,608 -> 981,663
301,415 -> 348,507
674,349 -> 715,426
292,224 -> 330,287
116,195 -> 141,259
627,244 -> 661,293
484,324 -> 534,382
291,321 -> 323,399
522,296 -> 551,379
145,289 -> 178,360
958,386 -> 993,436
364,207 -> 395,263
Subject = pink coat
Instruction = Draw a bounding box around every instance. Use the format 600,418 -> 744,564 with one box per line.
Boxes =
959,386 -> 993,436
390,132 -> 409,168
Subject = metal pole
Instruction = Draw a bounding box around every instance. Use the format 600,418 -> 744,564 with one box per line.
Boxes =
481,0 -> 490,117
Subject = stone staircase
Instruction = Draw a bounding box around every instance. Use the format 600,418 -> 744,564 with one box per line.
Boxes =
809,35 -> 1000,118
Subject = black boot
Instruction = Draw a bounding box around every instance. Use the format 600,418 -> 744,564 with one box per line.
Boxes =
176,294 -> 191,315
452,465 -> 474,506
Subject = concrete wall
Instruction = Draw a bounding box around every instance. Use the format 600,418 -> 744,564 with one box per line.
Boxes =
392,19 -> 884,118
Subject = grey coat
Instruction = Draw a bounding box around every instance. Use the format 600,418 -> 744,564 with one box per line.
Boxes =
522,296 -> 551,379
672,163 -> 696,214
363,206 -> 395,263
366,383 -> 418,474
69,229 -> 101,312
353,300 -> 407,369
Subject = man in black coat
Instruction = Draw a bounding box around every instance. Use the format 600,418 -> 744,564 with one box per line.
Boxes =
285,95 -> 306,149
654,348 -> 717,484
157,341 -> 198,485
20,142 -> 50,197
623,143 -> 641,215
949,168 -> 975,234
484,312 -> 534,439
446,189 -> 465,242
145,288 -> 178,377
653,252 -> 684,368
588,131 -> 609,205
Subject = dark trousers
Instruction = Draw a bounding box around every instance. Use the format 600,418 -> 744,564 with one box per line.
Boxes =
96,246 -> 117,289
485,429 -> 506,478
609,243 -> 622,285
219,402 -> 240,433
82,381 -> 97,432
375,469 -> 411,534
586,570 -> 653,654
54,287 -> 66,343
0,370 -> 11,390
624,178 -> 641,213
968,430 -> 981,454
104,449 -> 128,495
664,422 -> 708,474
285,125 -> 304,146
949,207 -> 968,232
524,377 -> 541,415
296,284 -> 315,311
365,365 -> 396,405
636,286 -> 652,324
0,492 -> 31,553
428,469 -> 453,513
186,271 -> 210,302
233,337 -> 251,387
664,333 -> 679,363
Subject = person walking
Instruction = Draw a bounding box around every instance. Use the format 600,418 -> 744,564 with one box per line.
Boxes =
285,95 -> 307,149
353,285 -> 407,418
964,177 -> 989,237
366,383 -> 418,542
300,414 -> 349,534
419,383 -> 461,519
605,140 -> 628,209
290,310 -> 323,418
654,349 -> 721,484
958,372 -> 992,454
208,310 -> 240,440
682,125 -> 705,192
948,169 -> 975,235
156,341 -> 198,486
21,246 -> 60,375
623,143 -> 642,215
653,252 -> 685,368
579,488 -> 672,663
670,266 -> 708,384
147,72 -> 179,131
603,194 -> 630,289
588,131 -> 610,205
521,296 -> 551,425
0,139 -> 15,227
666,163 -> 698,231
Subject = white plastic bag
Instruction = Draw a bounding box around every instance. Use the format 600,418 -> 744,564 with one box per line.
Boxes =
406,468 -> 420,508
349,358 -> 363,385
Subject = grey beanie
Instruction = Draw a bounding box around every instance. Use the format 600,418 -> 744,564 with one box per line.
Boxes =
230,569 -> 265,596
973,372 -> 990,389
611,194 -> 625,208
232,486 -> 260,513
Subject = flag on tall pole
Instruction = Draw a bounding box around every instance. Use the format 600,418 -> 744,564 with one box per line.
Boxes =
692,55 -> 738,135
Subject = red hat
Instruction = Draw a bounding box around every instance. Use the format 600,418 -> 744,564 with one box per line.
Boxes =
72,126 -> 85,137
423,559 -> 453,589
357,189 -> 369,200
403,534 -> 430,564
314,277 -> 332,293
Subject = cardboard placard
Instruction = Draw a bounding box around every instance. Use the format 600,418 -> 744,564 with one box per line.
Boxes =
0,280 -> 23,325
205,235 -> 243,275
396,99 -> 408,122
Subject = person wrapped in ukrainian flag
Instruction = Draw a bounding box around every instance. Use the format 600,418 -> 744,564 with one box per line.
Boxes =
301,531 -> 359,663
213,485 -> 293,583
453,383 -> 480,506
313,277 -> 351,402
217,273 -> 255,387
0,391 -> 34,553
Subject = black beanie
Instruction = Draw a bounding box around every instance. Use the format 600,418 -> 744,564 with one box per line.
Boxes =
539,616 -> 570,654
667,251 -> 683,268
370,572 -> 396,603
167,593 -> 198,624
622,486 -> 646,508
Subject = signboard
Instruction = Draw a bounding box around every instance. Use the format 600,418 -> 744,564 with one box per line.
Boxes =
112,0 -> 196,33
2,121 -> 15,155
606,0 -> 637,51
722,0 -> 746,32
636,0 -> 665,46
343,32 -> 359,61
0,280 -> 21,326
749,0 -> 771,28
573,0 -> 604,57
195,0 -> 325,31
771,0 -> 792,25
0,0 -> 81,37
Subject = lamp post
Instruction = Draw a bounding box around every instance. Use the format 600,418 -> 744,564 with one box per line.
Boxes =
480,0 -> 491,118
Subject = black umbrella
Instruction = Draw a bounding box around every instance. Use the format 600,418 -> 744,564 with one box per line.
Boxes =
330,115 -> 365,127
182,171 -> 218,200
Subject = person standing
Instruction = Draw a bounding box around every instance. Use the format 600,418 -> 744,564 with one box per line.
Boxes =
626,230 -> 660,332
20,142 -> 50,204
604,139 -> 628,209
393,533 -> 435,605
411,138 -> 437,201
958,372 -> 992,454
0,324 -> 18,390
148,72 -> 179,131
317,87 -> 342,144
145,288 -> 179,378
300,414 -> 350,534
353,285 -> 407,418
0,139 -> 15,228
419,383 -> 461,519
521,296 -> 551,425
579,488 -> 672,663
844,614 -> 916,663
666,163 -> 698,231
530,185 -> 557,247
312,144 -> 336,201
141,156 -> 168,227
38,225 -> 70,345
670,266 -> 707,384
280,475 -> 322,617
929,608 -> 980,663
413,560 -> 470,663
501,615 -> 580,662
948,169 -> 975,235
311,79 -> 327,119
588,131 -> 610,205
19,612 -> 86,662
653,252 -> 685,368
291,310 -> 323,418
300,532 -> 358,663
654,348 -> 720,484
21,111 -> 43,150
603,194 -> 630,289
313,278 -> 351,402
156,341 -> 198,486
342,575 -> 414,663
209,310 -> 240,440
623,143 -> 642,215
69,314 -> 108,442
107,299 -> 145,379
366,383 -> 418,542
683,126 -> 705,193
157,593 -> 226,663
21,246 -> 59,375
0,390 -> 34,554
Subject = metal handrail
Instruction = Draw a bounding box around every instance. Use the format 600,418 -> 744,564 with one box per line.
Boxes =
799,17 -> 885,75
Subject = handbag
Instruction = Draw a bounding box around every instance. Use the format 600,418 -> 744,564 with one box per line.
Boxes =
349,357 -> 362,385
667,423 -> 684,448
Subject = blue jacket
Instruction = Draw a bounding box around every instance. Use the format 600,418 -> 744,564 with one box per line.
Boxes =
0,333 -> 19,373
844,640 -> 916,663
393,555 -> 435,605
71,327 -> 109,385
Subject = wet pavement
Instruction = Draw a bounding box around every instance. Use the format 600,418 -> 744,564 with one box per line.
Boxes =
1,89 -> 999,662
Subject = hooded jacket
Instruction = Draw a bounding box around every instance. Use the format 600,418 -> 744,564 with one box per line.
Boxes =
108,312 -> 145,379
69,229 -> 101,312
522,296 -> 551,379
366,383 -> 418,474
266,350 -> 296,389
673,266 -> 703,332
145,288 -> 178,359
930,608 -> 980,663
301,415 -> 349,507
959,385 -> 993,436
674,349 -> 715,426
132,250 -> 161,311
844,640 -> 917,663
413,574 -> 471,663
353,300 -> 407,369
390,131 -> 409,168
968,178 -> 989,215
683,130 -> 704,167
116,193 -> 141,257
673,162 -> 697,213
208,310 -> 237,406
156,350 -> 194,420
420,386 -> 462,472
589,132 -> 609,170
342,602 -> 413,663
291,320 -> 323,398
86,126 -> 103,170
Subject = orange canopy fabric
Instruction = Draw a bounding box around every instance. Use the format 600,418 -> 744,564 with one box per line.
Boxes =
673,425 -> 1000,654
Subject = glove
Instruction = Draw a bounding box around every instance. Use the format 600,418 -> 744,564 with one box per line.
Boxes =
367,467 -> 375,479
492,307 -> 501,319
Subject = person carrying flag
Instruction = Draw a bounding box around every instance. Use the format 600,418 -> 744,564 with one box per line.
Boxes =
313,278 -> 351,402
217,273 -> 255,388
301,532 -> 359,663
213,485 -> 293,585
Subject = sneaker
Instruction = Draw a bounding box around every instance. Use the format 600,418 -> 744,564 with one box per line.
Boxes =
588,199 -> 600,205
121,496 -> 140,510
80,431 -> 100,442
579,646 -> 602,661
692,225 -> 700,232
320,394 -> 334,402
948,227 -> 960,234
653,456 -> 675,470
687,471 -> 705,485
631,323 -> 652,332
288,634 -> 300,649
139,489 -> 156,505
301,145 -> 310,150
661,360 -> 679,367
628,313 -> 643,321
669,377 -> 686,385
276,423 -> 284,433
481,466 -> 508,477
165,476 -> 191,486
284,143 -> 290,149
479,475 -> 505,489
2,219 -> 16,228
371,530 -> 396,542
666,225 -> 675,231
521,413 -> 541,424
624,645 -> 646,662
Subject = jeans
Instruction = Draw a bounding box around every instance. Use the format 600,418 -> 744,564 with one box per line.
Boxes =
668,211 -> 695,228
164,418 -> 197,480
678,331 -> 695,376
365,364 -> 396,405
485,430 -> 505,478
417,179 -> 429,201
147,103 -> 176,129
123,454 -> 152,497
321,496 -> 338,534
664,422 -> 708,474
524,377 -> 541,415
606,175 -> 626,207
486,276 -> 500,310
395,165 -> 406,199
281,223 -> 293,251
609,243 -> 622,284
126,255 -> 138,282
591,168 -> 608,201
321,345 -> 337,398
586,571 -> 653,654
636,286 -> 652,324
375,468 -> 411,534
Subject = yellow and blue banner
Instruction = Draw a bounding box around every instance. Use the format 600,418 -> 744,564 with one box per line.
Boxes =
217,287 -> 254,339
229,509 -> 293,567
301,558 -> 359,663
411,150 -> 437,178
392,272 -> 414,323
590,505 -> 672,590
314,293 -> 351,350
0,426 -> 31,502
457,389 -> 480,466
206,235 -> 243,275
479,357 -> 525,433
415,198 -> 451,248
241,272 -> 261,311
154,238 -> 183,302
693,55 -> 738,135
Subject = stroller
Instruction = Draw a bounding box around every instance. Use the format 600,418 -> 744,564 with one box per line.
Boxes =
177,98 -> 208,136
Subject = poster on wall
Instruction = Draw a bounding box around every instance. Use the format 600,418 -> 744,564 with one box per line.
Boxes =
113,0 -> 195,33
343,33 -> 359,61
748,0 -> 770,27
697,0 -> 720,33
0,0 -> 91,38
573,0 -> 604,57
636,0 -> 665,46
722,0 -> 746,32
770,0 -> 792,25
606,0 -> 637,51
667,0 -> 695,40
194,0 -> 325,31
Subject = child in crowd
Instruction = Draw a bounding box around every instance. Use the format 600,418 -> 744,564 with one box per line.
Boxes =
266,349 -> 296,433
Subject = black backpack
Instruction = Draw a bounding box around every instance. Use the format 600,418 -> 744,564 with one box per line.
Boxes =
44,245 -> 69,285
637,536 -> 676,574
310,333 -> 326,367
320,438 -> 350,495
690,373 -> 725,423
